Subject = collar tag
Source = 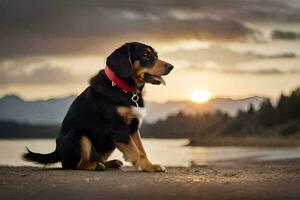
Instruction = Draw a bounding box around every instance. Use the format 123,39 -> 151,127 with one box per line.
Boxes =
131,92 -> 139,107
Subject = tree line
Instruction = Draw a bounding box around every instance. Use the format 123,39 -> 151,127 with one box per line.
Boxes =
141,88 -> 300,142
0,121 -> 59,138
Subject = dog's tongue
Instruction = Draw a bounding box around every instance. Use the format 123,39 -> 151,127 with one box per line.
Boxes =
153,76 -> 166,85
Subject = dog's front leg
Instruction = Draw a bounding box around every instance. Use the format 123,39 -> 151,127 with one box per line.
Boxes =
131,131 -> 146,154
115,136 -> 165,172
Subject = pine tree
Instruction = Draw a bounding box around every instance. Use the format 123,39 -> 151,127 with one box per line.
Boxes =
258,98 -> 276,126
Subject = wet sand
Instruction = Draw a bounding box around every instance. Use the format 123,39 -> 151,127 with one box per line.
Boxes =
1,159 -> 300,200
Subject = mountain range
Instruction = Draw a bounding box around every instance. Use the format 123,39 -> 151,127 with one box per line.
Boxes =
0,95 -> 265,125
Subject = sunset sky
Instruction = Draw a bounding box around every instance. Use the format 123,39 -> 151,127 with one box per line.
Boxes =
1,0 -> 300,102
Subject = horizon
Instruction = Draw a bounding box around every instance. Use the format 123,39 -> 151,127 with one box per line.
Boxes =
0,92 -> 266,103
0,83 -> 296,103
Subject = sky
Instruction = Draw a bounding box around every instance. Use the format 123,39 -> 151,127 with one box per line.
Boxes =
0,0 -> 300,102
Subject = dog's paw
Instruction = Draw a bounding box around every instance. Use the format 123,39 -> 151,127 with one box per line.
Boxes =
112,159 -> 123,168
95,162 -> 106,171
142,164 -> 166,172
152,164 -> 166,172
105,159 -> 123,168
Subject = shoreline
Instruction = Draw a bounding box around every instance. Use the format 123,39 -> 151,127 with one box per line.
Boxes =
188,136 -> 300,147
1,159 -> 300,200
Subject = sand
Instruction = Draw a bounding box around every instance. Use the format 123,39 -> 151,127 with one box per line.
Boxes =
1,159 -> 300,200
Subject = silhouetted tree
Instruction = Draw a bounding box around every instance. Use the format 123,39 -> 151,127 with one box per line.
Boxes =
258,98 -> 276,126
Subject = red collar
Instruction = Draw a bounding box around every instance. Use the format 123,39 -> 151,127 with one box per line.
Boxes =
104,66 -> 135,92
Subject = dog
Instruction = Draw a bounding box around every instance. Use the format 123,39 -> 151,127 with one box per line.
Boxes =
23,42 -> 173,172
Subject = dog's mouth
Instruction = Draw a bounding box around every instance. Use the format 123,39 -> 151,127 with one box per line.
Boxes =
144,73 -> 166,85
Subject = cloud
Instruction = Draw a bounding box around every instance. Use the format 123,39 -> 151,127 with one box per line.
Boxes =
245,52 -> 297,59
272,30 -> 300,40
162,0 -> 300,25
189,65 -> 300,75
164,46 -> 297,66
0,0 -> 276,61
0,65 -> 87,85
1,0 -> 299,89
220,68 -> 298,75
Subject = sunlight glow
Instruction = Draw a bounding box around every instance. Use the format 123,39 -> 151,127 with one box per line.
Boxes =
190,89 -> 211,103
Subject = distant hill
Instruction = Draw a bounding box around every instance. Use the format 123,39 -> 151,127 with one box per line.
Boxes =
0,95 -> 75,125
0,95 -> 265,125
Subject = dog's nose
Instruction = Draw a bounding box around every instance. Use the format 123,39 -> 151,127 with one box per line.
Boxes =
165,63 -> 174,71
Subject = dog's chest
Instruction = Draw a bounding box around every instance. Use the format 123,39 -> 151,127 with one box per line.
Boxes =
117,106 -> 146,126
131,107 -> 147,123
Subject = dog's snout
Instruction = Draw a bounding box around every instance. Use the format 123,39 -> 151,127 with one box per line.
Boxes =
165,63 -> 174,71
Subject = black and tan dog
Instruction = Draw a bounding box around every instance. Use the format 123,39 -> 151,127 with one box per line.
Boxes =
23,42 -> 173,172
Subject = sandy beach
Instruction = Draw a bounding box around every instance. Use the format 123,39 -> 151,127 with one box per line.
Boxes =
1,159 -> 300,200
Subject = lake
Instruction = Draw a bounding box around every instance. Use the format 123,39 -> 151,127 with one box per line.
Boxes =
1,139 -> 300,167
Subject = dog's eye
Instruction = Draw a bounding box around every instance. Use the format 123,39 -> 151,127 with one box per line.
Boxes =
143,52 -> 151,58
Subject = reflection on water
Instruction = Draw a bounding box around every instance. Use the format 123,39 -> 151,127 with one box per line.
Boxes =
0,139 -> 300,167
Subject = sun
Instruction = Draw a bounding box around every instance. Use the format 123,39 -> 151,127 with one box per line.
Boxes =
190,89 -> 211,103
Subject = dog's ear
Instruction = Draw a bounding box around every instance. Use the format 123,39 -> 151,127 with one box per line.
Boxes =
106,44 -> 132,78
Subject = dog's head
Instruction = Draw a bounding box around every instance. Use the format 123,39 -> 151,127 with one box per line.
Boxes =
106,42 -> 173,86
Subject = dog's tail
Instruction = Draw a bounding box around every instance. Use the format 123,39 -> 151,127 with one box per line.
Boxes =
22,147 -> 59,165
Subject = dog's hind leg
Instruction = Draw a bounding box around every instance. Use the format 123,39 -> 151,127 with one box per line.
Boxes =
76,135 -> 105,171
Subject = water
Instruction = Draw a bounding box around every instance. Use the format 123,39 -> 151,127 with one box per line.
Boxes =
1,139 -> 300,167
